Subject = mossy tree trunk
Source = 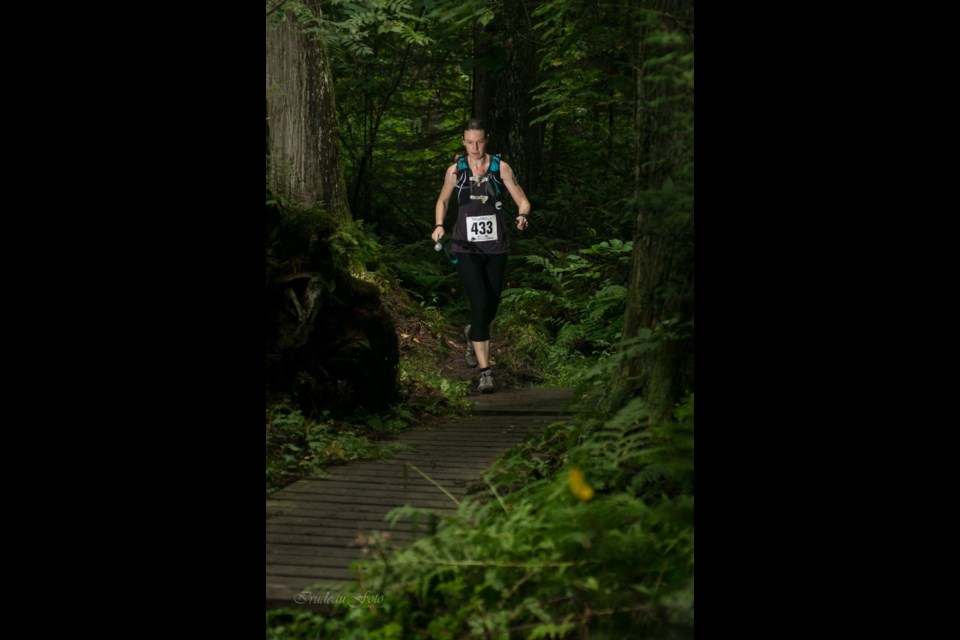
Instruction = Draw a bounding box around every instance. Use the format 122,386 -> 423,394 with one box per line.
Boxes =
611,0 -> 694,418
266,2 -> 351,219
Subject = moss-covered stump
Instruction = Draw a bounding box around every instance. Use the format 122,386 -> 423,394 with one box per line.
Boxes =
266,202 -> 398,415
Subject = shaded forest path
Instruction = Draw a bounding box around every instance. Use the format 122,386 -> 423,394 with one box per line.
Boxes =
266,386 -> 575,607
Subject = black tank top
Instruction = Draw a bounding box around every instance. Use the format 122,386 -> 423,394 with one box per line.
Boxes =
451,156 -> 510,255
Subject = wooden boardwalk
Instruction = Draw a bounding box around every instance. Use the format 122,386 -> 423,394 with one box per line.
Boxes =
266,386 -> 576,606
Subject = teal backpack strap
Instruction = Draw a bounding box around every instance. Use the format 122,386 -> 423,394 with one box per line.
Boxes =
453,154 -> 469,200
489,154 -> 502,197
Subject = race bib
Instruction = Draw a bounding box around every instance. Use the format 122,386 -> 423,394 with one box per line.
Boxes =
467,214 -> 498,242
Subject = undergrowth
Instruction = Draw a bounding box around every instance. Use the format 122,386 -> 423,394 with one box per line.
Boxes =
266,404 -> 411,494
494,237 -> 633,386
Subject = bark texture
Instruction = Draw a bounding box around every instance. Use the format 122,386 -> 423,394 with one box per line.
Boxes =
612,0 -> 694,417
266,4 -> 351,220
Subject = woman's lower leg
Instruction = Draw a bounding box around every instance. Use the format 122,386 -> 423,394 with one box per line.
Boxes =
473,339 -> 490,368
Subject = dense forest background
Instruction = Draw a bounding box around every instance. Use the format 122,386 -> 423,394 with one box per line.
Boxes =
266,0 -> 693,636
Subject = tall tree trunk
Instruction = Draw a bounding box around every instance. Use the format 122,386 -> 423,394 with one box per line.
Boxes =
266,3 -> 351,221
472,2 -> 543,194
472,22 -> 494,129
611,0 -> 694,418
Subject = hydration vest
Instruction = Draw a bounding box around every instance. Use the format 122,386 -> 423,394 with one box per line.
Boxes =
454,154 -> 504,208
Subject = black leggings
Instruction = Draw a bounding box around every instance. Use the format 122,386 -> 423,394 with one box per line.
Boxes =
455,252 -> 508,342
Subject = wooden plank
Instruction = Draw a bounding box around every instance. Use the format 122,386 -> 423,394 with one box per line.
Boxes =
267,522 -> 418,538
468,388 -> 576,415
272,483 -> 473,501
398,425 -> 539,435
266,493 -> 458,509
317,467 -> 493,481
267,536 -> 422,560
267,516 -> 413,540
392,437 -> 531,448
400,417 -> 544,428
269,487 -> 460,503
266,540 -> 422,558
387,453 -> 515,464
398,439 -> 536,449
271,511 -> 444,532
265,518 -> 443,536
276,483 -> 466,499
402,419 -> 552,430
295,467 -> 463,482
267,499 -> 404,514
395,429 -> 532,439
267,532 -> 411,548
267,564 -> 381,579
318,464 -> 493,479
315,458 -> 496,472
307,474 -> 472,487
399,418 -> 557,430
266,523 -> 423,541
265,519 -> 445,538
266,502 -> 450,518
283,475 -> 472,489
266,546 -> 413,563
267,517 -> 413,540
267,570 -> 357,586
267,536 -> 409,551
267,552 -> 375,568
391,443 -> 528,454
266,541 -> 368,556
404,418 -> 555,427
266,506 -> 453,526
267,546 -> 411,567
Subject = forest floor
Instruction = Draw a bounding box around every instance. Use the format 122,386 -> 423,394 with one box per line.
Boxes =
378,275 -> 546,405
393,312 -> 544,400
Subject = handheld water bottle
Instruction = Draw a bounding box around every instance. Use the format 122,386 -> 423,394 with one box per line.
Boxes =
433,238 -> 459,265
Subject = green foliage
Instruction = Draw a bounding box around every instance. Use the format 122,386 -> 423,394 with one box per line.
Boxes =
329,218 -> 383,274
265,609 -> 329,639
398,352 -> 471,415
266,403 -> 409,494
426,0 -> 495,28
323,0 -> 435,57
496,239 -> 633,385
379,237 -> 462,307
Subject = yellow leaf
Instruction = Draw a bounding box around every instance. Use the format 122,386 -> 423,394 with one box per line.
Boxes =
568,466 -> 595,502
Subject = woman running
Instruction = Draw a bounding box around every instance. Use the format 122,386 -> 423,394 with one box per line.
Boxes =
431,118 -> 531,393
